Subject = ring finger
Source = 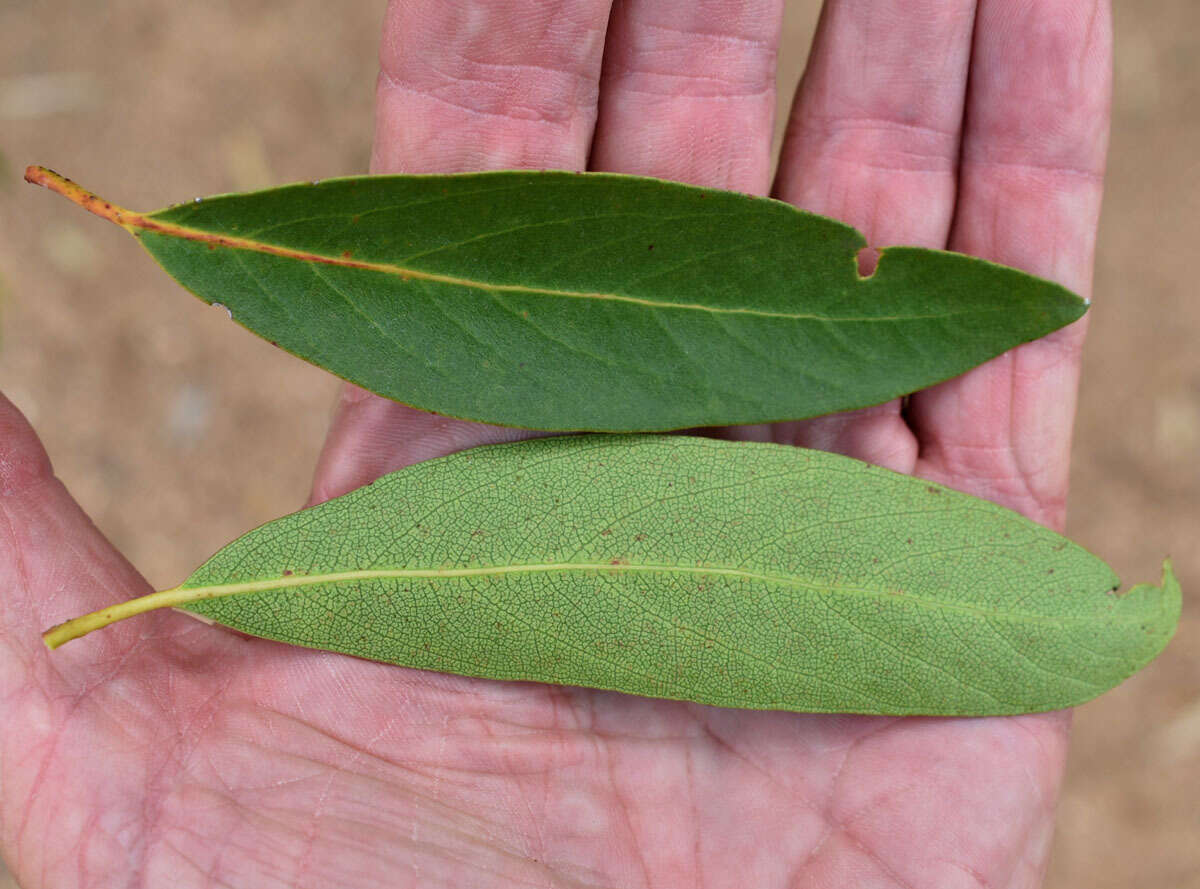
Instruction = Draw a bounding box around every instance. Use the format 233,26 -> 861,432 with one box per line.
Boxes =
769,0 -> 978,469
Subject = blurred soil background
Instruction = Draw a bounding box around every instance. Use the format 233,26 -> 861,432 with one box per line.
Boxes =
1,0 -> 1197,885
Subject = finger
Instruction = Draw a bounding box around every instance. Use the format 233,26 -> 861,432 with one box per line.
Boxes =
316,0 -> 614,501
768,0 -> 978,469
373,0 -> 613,174
0,394 -> 202,684
907,0 -> 1111,530
588,0 -> 784,193
308,388 -> 545,506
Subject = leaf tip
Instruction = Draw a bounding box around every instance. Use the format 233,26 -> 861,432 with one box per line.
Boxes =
1146,558 -> 1181,609
1120,558 -> 1183,643
1160,557 -> 1182,610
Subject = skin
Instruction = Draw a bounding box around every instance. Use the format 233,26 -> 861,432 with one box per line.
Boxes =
0,0 -> 1111,886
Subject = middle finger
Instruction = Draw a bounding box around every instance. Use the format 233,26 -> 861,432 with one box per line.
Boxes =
588,0 -> 785,193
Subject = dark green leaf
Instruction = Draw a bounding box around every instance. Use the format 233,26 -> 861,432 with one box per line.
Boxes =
28,166 -> 1086,431
44,435 -> 1179,716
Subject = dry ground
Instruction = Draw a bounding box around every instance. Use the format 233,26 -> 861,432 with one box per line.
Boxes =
1,1 -> 1197,886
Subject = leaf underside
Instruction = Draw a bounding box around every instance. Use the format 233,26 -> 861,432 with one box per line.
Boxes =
114,171 -> 1085,431
164,436 -> 1177,716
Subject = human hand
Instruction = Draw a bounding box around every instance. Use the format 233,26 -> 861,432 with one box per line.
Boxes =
1,1 -> 1110,886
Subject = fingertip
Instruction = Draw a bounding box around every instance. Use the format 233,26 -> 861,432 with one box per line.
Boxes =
309,386 -> 544,505
783,402 -> 918,475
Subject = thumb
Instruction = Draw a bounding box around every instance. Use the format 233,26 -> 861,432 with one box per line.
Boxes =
0,392 -> 191,681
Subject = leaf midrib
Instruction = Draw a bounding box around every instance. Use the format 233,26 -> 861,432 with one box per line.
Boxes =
163,561 -> 1125,627
140,214 -> 988,324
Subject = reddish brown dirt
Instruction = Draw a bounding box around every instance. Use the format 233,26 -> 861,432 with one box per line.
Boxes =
2,2 -> 1197,886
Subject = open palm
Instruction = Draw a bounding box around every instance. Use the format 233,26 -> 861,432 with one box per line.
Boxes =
1,1 -> 1110,886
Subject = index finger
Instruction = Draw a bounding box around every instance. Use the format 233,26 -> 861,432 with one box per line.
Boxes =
312,0 -> 614,503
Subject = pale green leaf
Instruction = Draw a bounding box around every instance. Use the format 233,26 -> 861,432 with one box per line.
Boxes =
44,435 -> 1179,716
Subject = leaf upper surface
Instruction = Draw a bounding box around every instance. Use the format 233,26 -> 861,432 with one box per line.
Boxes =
94,171 -> 1085,430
